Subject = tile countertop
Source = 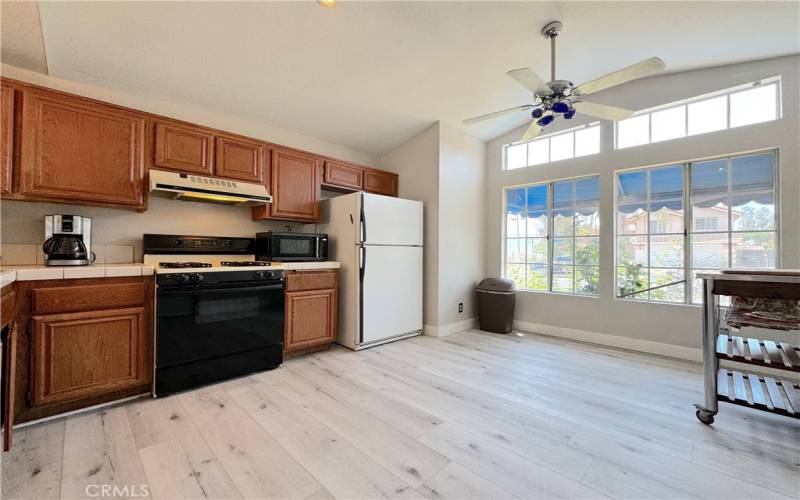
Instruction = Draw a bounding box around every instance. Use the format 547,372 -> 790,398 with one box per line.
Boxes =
0,262 -> 341,286
0,264 -> 154,286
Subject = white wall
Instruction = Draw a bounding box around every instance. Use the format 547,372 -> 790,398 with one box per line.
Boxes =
437,123 -> 486,326
379,122 -> 486,333
485,55 -> 800,351
1,198 -> 300,261
379,124 -> 441,327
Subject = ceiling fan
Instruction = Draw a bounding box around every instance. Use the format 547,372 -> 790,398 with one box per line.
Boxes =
464,21 -> 666,141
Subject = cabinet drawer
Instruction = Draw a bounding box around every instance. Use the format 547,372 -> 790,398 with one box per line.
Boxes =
285,270 -> 337,292
33,282 -> 145,315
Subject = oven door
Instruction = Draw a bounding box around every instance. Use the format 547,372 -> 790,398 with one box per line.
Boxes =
272,234 -> 322,261
155,282 -> 284,395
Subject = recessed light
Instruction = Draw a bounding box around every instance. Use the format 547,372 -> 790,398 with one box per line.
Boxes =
317,0 -> 336,8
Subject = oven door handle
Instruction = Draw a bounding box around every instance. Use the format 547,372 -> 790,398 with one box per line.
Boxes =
159,284 -> 284,295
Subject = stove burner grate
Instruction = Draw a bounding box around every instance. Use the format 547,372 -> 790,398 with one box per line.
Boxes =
159,262 -> 212,269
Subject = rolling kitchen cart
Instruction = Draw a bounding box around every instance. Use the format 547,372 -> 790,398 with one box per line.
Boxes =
694,270 -> 800,425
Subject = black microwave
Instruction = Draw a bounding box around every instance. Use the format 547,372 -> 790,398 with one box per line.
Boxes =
255,232 -> 328,262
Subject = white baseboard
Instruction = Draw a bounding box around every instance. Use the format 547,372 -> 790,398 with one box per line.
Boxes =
424,317 -> 478,338
513,320 -> 702,362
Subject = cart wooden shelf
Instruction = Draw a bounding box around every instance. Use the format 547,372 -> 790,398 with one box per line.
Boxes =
695,270 -> 800,425
717,368 -> 800,418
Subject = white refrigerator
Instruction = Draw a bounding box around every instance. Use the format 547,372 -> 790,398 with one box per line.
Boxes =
316,192 -> 423,350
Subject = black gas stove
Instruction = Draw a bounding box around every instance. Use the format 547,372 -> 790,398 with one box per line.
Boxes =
145,234 -> 284,397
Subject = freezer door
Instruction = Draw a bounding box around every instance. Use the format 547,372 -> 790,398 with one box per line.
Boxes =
361,245 -> 423,345
361,193 -> 423,246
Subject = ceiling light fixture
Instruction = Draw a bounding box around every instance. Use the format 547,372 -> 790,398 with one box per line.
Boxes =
317,0 -> 336,8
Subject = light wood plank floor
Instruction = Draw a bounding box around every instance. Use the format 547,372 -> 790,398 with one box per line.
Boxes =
3,330 -> 800,499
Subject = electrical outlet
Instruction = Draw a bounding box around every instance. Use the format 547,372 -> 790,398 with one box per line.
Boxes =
458,302 -> 463,313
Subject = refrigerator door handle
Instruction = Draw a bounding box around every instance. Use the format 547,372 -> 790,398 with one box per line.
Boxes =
359,246 -> 366,281
358,245 -> 366,345
359,193 -> 366,244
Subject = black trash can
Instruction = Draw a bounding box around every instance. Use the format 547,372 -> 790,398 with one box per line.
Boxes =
476,277 -> 516,334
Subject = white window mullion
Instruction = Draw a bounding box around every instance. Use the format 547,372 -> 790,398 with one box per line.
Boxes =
683,163 -> 691,304
549,181 -> 553,291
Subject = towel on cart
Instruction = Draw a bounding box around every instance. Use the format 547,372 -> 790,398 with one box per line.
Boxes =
726,296 -> 800,331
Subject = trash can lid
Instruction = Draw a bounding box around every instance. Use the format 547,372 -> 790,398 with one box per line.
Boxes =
476,277 -> 516,292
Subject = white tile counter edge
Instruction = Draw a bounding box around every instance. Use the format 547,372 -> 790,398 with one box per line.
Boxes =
0,264 -> 155,284
277,262 -> 341,270
1,262 -> 339,285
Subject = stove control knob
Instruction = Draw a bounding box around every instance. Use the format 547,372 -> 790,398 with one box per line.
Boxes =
253,271 -> 264,280
190,273 -> 203,282
175,274 -> 189,283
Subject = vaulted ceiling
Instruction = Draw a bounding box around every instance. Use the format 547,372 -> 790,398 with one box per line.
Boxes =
2,1 -> 798,155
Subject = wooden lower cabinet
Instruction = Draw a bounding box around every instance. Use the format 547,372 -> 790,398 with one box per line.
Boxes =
10,276 -> 153,425
284,270 -> 337,355
31,307 -> 147,407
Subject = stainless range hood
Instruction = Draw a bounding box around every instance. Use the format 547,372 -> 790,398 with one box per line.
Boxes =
149,169 -> 271,206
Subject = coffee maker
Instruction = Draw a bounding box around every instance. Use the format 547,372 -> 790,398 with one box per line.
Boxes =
43,215 -> 94,266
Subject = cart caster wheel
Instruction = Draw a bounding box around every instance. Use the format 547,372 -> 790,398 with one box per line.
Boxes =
696,409 -> 715,425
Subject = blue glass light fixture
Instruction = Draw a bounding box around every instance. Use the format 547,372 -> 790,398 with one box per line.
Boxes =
552,101 -> 571,114
536,114 -> 555,126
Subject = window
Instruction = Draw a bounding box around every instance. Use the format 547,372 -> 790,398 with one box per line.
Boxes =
616,78 -> 781,149
503,123 -> 600,170
694,217 -> 718,231
615,150 -> 778,304
504,176 -> 600,295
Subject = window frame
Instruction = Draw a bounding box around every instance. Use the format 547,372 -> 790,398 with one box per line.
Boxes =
613,148 -> 780,305
615,77 -> 782,150
502,174 -> 601,296
502,122 -> 601,171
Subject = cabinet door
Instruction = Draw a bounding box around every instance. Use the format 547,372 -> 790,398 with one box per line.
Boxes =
323,160 -> 363,190
3,322 -> 18,451
285,289 -> 336,352
31,307 -> 148,407
261,147 -> 321,221
19,90 -> 146,208
1,82 -> 13,195
153,121 -> 214,175
215,134 -> 265,183
364,169 -> 398,197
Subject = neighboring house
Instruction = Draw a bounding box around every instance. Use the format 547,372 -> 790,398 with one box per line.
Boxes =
621,205 -> 771,268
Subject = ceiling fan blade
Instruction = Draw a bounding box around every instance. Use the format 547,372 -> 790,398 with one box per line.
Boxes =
521,121 -> 541,141
573,101 -> 635,121
507,68 -> 553,97
463,104 -> 533,125
573,57 -> 665,96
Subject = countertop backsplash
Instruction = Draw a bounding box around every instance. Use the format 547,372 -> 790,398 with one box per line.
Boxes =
0,197 -> 302,263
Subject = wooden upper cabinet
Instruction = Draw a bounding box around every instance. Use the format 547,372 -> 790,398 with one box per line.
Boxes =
31,307 -> 148,407
153,121 -> 214,175
215,134 -> 265,183
19,90 -> 146,208
1,82 -> 13,195
254,147 -> 321,222
364,168 -> 398,197
323,160 -> 363,190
